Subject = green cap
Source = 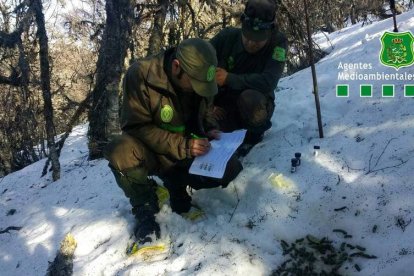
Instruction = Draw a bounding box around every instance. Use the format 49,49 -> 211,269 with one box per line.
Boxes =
176,38 -> 218,97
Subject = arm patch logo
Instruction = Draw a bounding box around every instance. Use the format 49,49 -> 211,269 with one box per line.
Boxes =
207,65 -> 216,82
160,105 -> 173,123
227,56 -> 235,71
272,47 -> 286,62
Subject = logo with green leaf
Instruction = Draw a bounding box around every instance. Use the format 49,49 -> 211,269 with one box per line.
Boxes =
206,65 -> 216,82
379,31 -> 414,70
160,105 -> 173,123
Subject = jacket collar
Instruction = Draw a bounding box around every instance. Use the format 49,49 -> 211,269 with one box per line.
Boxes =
145,49 -> 177,96
233,30 -> 245,55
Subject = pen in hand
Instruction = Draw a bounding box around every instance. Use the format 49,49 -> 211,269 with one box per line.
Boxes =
189,133 -> 211,157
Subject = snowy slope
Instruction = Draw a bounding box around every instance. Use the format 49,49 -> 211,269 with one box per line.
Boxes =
1,11 -> 414,276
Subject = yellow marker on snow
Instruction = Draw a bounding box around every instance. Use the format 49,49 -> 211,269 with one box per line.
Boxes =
182,206 -> 205,221
127,242 -> 167,257
268,173 -> 295,190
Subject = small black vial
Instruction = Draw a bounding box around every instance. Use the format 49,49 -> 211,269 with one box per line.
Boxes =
295,152 -> 302,166
291,158 -> 298,173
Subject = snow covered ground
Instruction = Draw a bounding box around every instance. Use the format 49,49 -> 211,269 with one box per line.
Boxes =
1,10 -> 414,276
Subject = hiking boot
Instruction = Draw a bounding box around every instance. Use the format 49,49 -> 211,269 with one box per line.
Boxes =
163,179 -> 192,214
132,203 -> 160,244
170,194 -> 192,214
237,132 -> 264,157
147,178 -> 170,209
181,205 -> 205,221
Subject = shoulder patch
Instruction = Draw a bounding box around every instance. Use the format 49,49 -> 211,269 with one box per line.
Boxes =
272,46 -> 286,62
160,105 -> 173,123
227,56 -> 235,71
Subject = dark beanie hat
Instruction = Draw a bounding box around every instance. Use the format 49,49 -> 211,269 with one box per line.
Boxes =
242,0 -> 278,41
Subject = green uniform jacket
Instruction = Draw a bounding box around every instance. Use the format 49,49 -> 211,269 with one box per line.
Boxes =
120,50 -> 217,168
210,27 -> 287,100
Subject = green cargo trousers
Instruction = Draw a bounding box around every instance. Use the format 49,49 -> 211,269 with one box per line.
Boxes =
104,135 -> 159,209
104,134 -> 243,209
214,89 -> 275,138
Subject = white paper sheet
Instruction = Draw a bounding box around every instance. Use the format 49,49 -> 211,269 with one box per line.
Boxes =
189,129 -> 247,178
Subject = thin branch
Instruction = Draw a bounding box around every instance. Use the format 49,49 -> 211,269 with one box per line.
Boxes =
343,159 -> 363,173
365,158 -> 410,175
366,138 -> 398,175
0,31 -> 21,48
374,138 -> 396,168
13,0 -> 30,13
0,226 -> 22,234
283,134 -> 293,147
41,93 -> 92,177
228,182 -> 240,223
0,73 -> 20,86
185,2 -> 199,37
367,153 -> 374,172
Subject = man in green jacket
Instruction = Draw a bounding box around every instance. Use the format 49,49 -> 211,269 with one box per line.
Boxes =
210,0 -> 287,155
104,38 -> 242,245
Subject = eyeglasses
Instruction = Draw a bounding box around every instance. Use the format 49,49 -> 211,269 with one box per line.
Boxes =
241,13 -> 274,30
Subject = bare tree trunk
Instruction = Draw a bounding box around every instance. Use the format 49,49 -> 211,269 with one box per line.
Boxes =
17,38 -> 40,165
88,0 -> 132,160
147,0 -> 169,56
304,0 -> 324,139
32,0 -> 60,181
323,0 -> 336,32
350,2 -> 357,25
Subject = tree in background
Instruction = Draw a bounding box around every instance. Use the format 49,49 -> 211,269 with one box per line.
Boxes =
0,0 -> 61,179
87,0 -> 134,160
32,0 -> 60,180
1,0 -> 413,175
0,0 -> 96,178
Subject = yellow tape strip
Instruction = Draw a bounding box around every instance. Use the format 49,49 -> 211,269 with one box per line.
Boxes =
129,243 -> 166,256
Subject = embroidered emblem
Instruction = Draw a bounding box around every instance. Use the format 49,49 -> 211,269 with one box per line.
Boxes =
160,105 -> 173,123
206,65 -> 216,82
379,31 -> 414,70
272,46 -> 286,62
227,56 -> 235,71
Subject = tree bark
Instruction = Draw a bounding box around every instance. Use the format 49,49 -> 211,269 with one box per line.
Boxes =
323,1 -> 336,33
87,0 -> 133,160
42,93 -> 92,177
17,39 -> 39,166
32,0 -> 60,181
0,31 -> 21,48
147,0 -> 169,56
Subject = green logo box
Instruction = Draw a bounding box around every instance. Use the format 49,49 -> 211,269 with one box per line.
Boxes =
336,84 -> 349,97
382,85 -> 394,97
405,85 -> 414,97
337,84 -> 413,97
360,84 -> 373,97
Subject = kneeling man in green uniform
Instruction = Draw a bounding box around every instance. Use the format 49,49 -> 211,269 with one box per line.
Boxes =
210,0 -> 287,156
104,38 -> 242,246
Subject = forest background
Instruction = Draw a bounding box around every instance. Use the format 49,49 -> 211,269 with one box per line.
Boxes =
0,0 -> 412,179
